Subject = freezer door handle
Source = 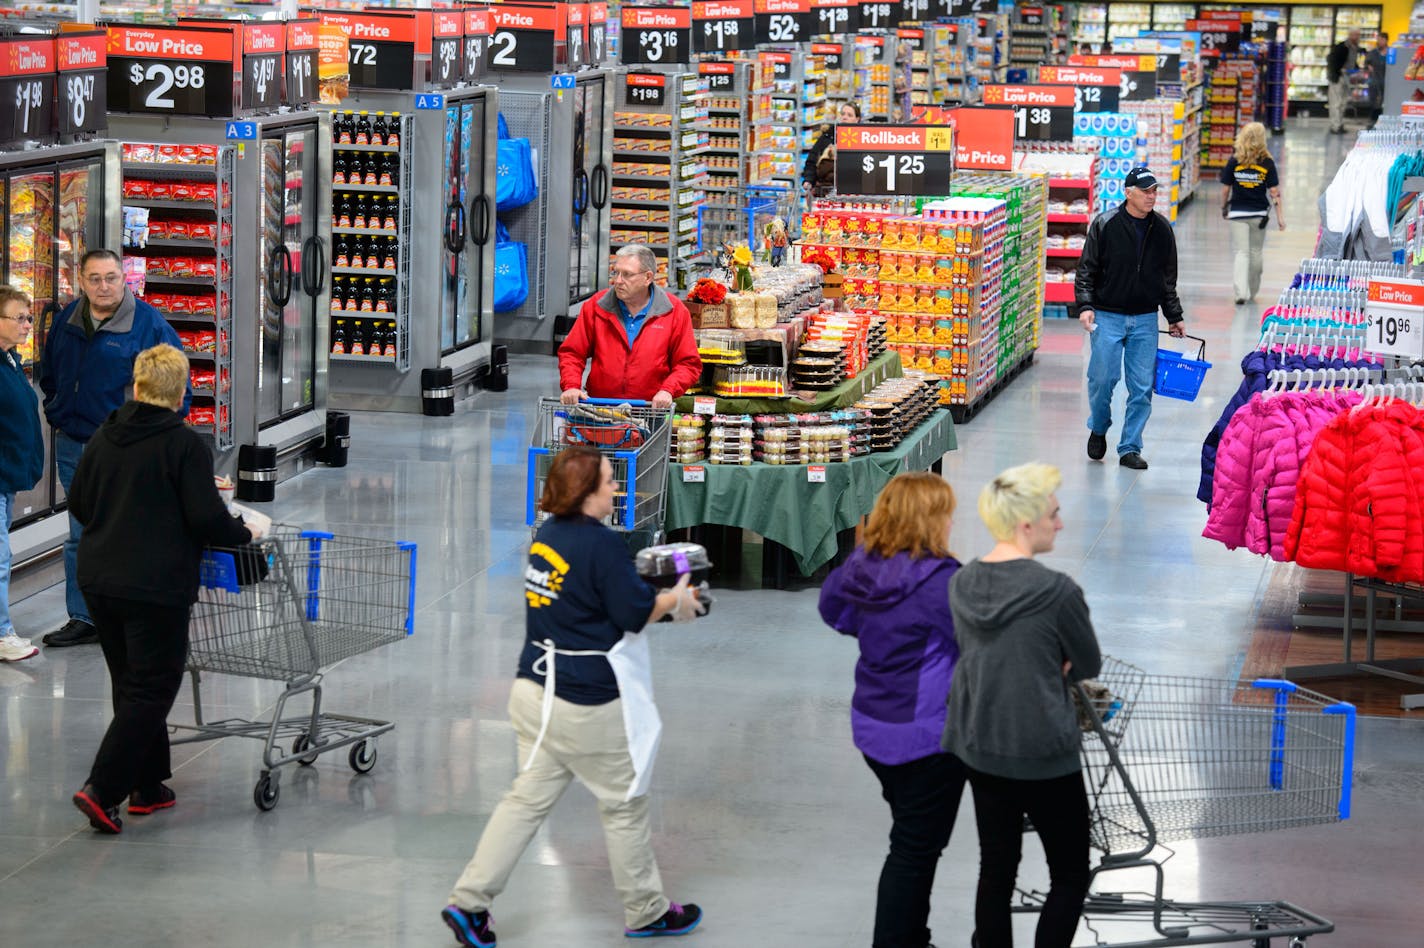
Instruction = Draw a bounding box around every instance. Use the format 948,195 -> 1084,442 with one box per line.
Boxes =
471,193 -> 492,247
267,244 -> 293,307
573,167 -> 590,216
302,235 -> 326,297
591,162 -> 609,210
444,200 -> 467,254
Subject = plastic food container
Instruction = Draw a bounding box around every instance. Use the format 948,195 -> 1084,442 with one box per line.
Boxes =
635,542 -> 713,589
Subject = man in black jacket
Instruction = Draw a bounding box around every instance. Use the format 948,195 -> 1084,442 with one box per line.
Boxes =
1075,168 -> 1185,471
1327,29 -> 1361,134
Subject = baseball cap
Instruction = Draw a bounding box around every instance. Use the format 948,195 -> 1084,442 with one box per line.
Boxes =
1124,167 -> 1158,191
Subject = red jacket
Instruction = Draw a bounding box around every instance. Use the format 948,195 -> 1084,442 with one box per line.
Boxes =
558,287 -> 702,401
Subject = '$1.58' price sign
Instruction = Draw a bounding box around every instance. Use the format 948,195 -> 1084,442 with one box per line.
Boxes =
1365,278 -> 1424,359
834,124 -> 954,197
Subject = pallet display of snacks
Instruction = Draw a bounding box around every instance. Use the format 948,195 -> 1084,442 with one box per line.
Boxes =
329,108 -> 413,362
119,142 -> 235,448
611,71 -> 710,287
1202,57 -> 1261,170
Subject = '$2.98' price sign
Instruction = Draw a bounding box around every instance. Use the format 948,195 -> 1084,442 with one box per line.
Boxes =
106,26 -> 237,117
834,124 -> 954,197
1365,278 -> 1424,359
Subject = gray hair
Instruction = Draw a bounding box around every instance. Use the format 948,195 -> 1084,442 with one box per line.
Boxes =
614,244 -> 657,276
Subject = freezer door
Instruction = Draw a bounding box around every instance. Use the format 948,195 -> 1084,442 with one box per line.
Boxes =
439,96 -> 489,353
579,72 -> 611,301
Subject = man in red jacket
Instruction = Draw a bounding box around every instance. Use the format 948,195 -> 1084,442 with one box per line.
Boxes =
559,245 -> 702,409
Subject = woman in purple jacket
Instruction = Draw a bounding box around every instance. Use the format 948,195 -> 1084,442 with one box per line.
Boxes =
819,472 -> 964,948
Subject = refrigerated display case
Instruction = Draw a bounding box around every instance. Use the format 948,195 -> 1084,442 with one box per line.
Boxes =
0,142 -> 120,566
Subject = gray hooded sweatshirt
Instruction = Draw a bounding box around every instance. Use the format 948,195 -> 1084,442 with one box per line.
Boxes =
941,558 -> 1102,780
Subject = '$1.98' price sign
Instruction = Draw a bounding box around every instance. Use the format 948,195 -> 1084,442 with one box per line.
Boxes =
1365,278 -> 1424,359
834,124 -> 954,197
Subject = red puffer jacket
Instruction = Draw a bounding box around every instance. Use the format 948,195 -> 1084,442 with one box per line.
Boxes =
558,287 -> 702,401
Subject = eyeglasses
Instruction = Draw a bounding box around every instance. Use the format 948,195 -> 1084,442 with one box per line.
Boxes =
83,273 -> 124,287
609,268 -> 651,282
0,314 -> 34,324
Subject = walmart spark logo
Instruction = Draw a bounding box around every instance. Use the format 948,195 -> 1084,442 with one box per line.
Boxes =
525,542 -> 569,608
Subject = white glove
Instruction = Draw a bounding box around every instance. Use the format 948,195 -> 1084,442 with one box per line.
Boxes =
667,574 -> 707,623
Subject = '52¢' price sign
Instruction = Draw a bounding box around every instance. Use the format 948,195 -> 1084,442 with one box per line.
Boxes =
834,124 -> 954,197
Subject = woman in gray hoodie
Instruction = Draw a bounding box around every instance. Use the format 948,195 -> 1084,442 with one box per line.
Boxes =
942,462 -> 1101,948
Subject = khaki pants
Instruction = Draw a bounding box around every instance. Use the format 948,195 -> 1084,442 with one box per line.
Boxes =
1229,217 -> 1268,301
448,677 -> 669,929
1328,77 -> 1350,130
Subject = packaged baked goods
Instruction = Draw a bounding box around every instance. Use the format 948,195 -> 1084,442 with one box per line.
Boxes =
634,542 -> 712,589
728,293 -> 756,330
754,292 -> 778,329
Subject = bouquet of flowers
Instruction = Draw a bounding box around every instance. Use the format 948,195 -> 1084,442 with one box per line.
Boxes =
802,250 -> 837,274
687,278 -> 728,305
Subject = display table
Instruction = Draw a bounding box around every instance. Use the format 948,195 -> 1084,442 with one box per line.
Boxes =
674,351 -> 903,416
665,408 -> 957,577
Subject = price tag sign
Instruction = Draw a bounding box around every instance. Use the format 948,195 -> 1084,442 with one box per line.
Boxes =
241,24 -> 284,112
932,106 -> 1012,170
811,0 -> 859,35
486,3 -> 562,73
431,11 -> 464,86
57,32 -> 107,137
762,50 -> 793,82
699,60 -> 737,93
1020,5 -> 1044,25
285,20 -> 319,107
812,42 -> 846,70
1403,101 -> 1424,117
621,6 -> 691,66
1186,19 -> 1242,57
693,397 -> 718,415
588,3 -> 609,65
1038,65 -> 1120,113
319,12 -> 422,90
949,0 -> 996,13
835,124 -> 954,196
983,85 -> 1075,142
624,71 -> 667,108
0,37 -> 55,144
897,27 -> 925,50
899,0 -> 930,22
683,464 -> 707,483
808,465 -> 827,483
755,0 -> 811,46
1365,279 -> 1424,359
464,8 -> 490,81
106,26 -> 239,117
859,0 -> 899,30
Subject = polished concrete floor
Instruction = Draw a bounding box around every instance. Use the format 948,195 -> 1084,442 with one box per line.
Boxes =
3,118 -> 1421,947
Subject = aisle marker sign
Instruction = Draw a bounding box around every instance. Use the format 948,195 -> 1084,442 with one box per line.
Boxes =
620,6 -> 691,66
1365,278 -> 1424,359
57,31 -> 108,136
693,1 -> 753,54
0,37 -> 56,143
285,20 -> 319,107
834,124 -> 955,197
754,0 -> 811,46
106,26 -> 240,117
1037,65 -> 1121,113
983,85 -> 1075,142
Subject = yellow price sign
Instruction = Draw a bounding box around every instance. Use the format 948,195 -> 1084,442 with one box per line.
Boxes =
924,126 -> 953,152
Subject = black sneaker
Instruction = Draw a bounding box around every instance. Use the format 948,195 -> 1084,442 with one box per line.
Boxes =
1119,453 -> 1149,470
1087,431 -> 1107,461
441,905 -> 496,948
129,784 -> 177,815
626,902 -> 702,938
73,784 -> 122,834
43,619 -> 98,647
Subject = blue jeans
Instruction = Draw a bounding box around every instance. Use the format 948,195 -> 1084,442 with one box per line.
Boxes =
1086,310 -> 1158,457
54,431 -> 92,626
1,492 -> 14,638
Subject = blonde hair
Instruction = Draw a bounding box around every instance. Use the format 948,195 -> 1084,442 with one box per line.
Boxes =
133,344 -> 189,408
1233,122 -> 1269,165
862,471 -> 956,559
978,462 -> 1062,542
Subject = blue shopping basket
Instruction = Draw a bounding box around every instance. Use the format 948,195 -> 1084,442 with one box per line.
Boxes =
1154,333 -> 1211,401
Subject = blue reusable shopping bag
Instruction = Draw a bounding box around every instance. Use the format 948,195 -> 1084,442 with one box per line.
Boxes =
495,112 -> 538,212
493,220 -> 529,313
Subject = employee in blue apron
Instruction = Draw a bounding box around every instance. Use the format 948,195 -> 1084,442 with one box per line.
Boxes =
443,445 -> 705,948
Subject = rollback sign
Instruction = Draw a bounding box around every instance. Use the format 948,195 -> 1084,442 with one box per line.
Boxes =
57,32 -> 107,136
755,0 -> 811,46
834,123 -> 955,196
106,25 -> 239,117
1068,54 -> 1157,101
1,36 -> 56,143
621,6 -> 691,66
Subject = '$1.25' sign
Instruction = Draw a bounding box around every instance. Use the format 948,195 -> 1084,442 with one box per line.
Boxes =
834,124 -> 954,197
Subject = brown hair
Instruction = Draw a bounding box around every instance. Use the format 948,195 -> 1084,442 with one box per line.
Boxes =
541,446 -> 606,518
0,284 -> 32,314
862,471 -> 957,559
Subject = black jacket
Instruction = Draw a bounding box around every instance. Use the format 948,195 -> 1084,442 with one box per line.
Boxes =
1326,40 -> 1357,83
70,401 -> 252,608
1074,206 -> 1184,324
802,125 -> 835,187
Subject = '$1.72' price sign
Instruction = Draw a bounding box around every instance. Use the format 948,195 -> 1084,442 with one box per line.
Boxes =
1365,278 -> 1424,359
834,124 -> 954,197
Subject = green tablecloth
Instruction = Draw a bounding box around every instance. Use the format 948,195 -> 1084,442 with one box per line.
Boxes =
665,409 -> 957,575
674,351 -> 903,416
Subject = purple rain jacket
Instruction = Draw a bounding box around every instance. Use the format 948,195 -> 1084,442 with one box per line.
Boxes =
819,548 -> 960,766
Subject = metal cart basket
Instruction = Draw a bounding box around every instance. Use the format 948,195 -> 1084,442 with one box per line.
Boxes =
170,528 -> 418,811
1013,658 -> 1356,947
526,396 -> 672,539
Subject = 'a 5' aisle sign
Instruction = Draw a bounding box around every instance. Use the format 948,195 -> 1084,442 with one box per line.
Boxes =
835,124 -> 954,196
983,85 -> 1075,141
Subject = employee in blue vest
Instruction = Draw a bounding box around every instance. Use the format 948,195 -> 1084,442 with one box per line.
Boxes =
39,249 -> 188,649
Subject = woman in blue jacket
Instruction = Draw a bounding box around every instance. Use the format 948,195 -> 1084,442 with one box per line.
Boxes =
0,285 -> 43,663
820,472 -> 963,948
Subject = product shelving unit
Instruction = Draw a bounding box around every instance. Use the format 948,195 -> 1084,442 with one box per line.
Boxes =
1107,2 -> 1152,43
1073,2 -> 1107,50
854,31 -> 899,121
1151,3 -> 1195,31
1201,56 -> 1261,170
700,60 -> 755,196
1042,174 -> 1092,309
901,25 -> 934,108
1009,9 -> 1052,71
1287,5 -> 1335,107
609,70 -> 711,287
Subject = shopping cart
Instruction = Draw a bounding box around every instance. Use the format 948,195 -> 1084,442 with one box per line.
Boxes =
1012,657 -> 1355,947
526,397 -> 672,542
170,527 -> 418,811
696,184 -> 799,260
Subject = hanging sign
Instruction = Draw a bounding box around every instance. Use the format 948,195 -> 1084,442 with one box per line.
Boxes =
1038,65 -> 1121,112
319,12 -> 424,90
812,42 -> 847,70
699,59 -> 737,93
834,124 -> 954,196
106,26 -> 239,117
463,9 -> 490,82
57,32 -> 107,137
1152,53 -> 1182,83
1186,19 -> 1241,57
899,0 -> 930,21
0,37 -> 55,143
624,71 -> 667,108
1070,54 -> 1157,101
897,27 -> 925,51
565,3 -> 588,68
949,0 -> 996,14
755,0 -> 811,46
983,85 -> 1075,141
486,3 -> 563,72
1365,278 -> 1424,359
621,6 -> 691,65
859,0 -> 898,30
693,1 -> 753,53
811,0 -> 859,35
285,20 -> 319,107
1020,6 -> 1044,26
241,24 -> 285,112
430,11 -> 464,85
926,106 -> 1012,170
761,50 -> 793,82
588,3 -> 608,65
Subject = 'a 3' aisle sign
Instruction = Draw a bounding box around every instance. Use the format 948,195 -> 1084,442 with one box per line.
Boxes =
835,124 -> 954,196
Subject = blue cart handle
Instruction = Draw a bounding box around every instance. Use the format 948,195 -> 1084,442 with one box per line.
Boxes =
580,397 -> 652,407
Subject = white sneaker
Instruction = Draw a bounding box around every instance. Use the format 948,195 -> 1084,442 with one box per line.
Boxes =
0,634 -> 39,662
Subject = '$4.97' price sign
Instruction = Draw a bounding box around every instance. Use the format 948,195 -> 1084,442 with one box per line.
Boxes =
1365,278 -> 1424,359
834,124 -> 954,197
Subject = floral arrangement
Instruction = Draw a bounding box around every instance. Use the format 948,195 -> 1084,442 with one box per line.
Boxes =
687,278 -> 728,305
802,250 -> 837,274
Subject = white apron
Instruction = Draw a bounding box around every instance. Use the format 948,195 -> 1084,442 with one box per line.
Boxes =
525,632 -> 662,801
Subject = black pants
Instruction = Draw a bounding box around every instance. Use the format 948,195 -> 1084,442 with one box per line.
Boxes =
864,752 -> 967,948
85,593 -> 190,806
966,766 -> 1090,948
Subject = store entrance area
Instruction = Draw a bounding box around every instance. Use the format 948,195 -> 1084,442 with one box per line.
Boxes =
3,121 -> 1422,947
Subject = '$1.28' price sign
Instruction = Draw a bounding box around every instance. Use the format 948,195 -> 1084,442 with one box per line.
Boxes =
834,124 -> 954,197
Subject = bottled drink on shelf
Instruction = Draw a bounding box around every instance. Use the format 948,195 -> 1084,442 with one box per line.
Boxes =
383,320 -> 397,359
382,196 -> 398,231
332,153 -> 347,186
331,319 -> 347,355
355,110 -> 372,146
336,193 -> 353,229
334,235 -> 351,268
372,111 -> 388,146
364,239 -> 380,270
350,319 -> 366,356
345,279 -> 359,311
378,152 -> 396,187
363,153 -> 380,187
386,112 -> 401,148
375,278 -> 393,313
335,111 -> 353,145
330,278 -> 346,313
381,237 -> 397,271
358,279 -> 376,313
